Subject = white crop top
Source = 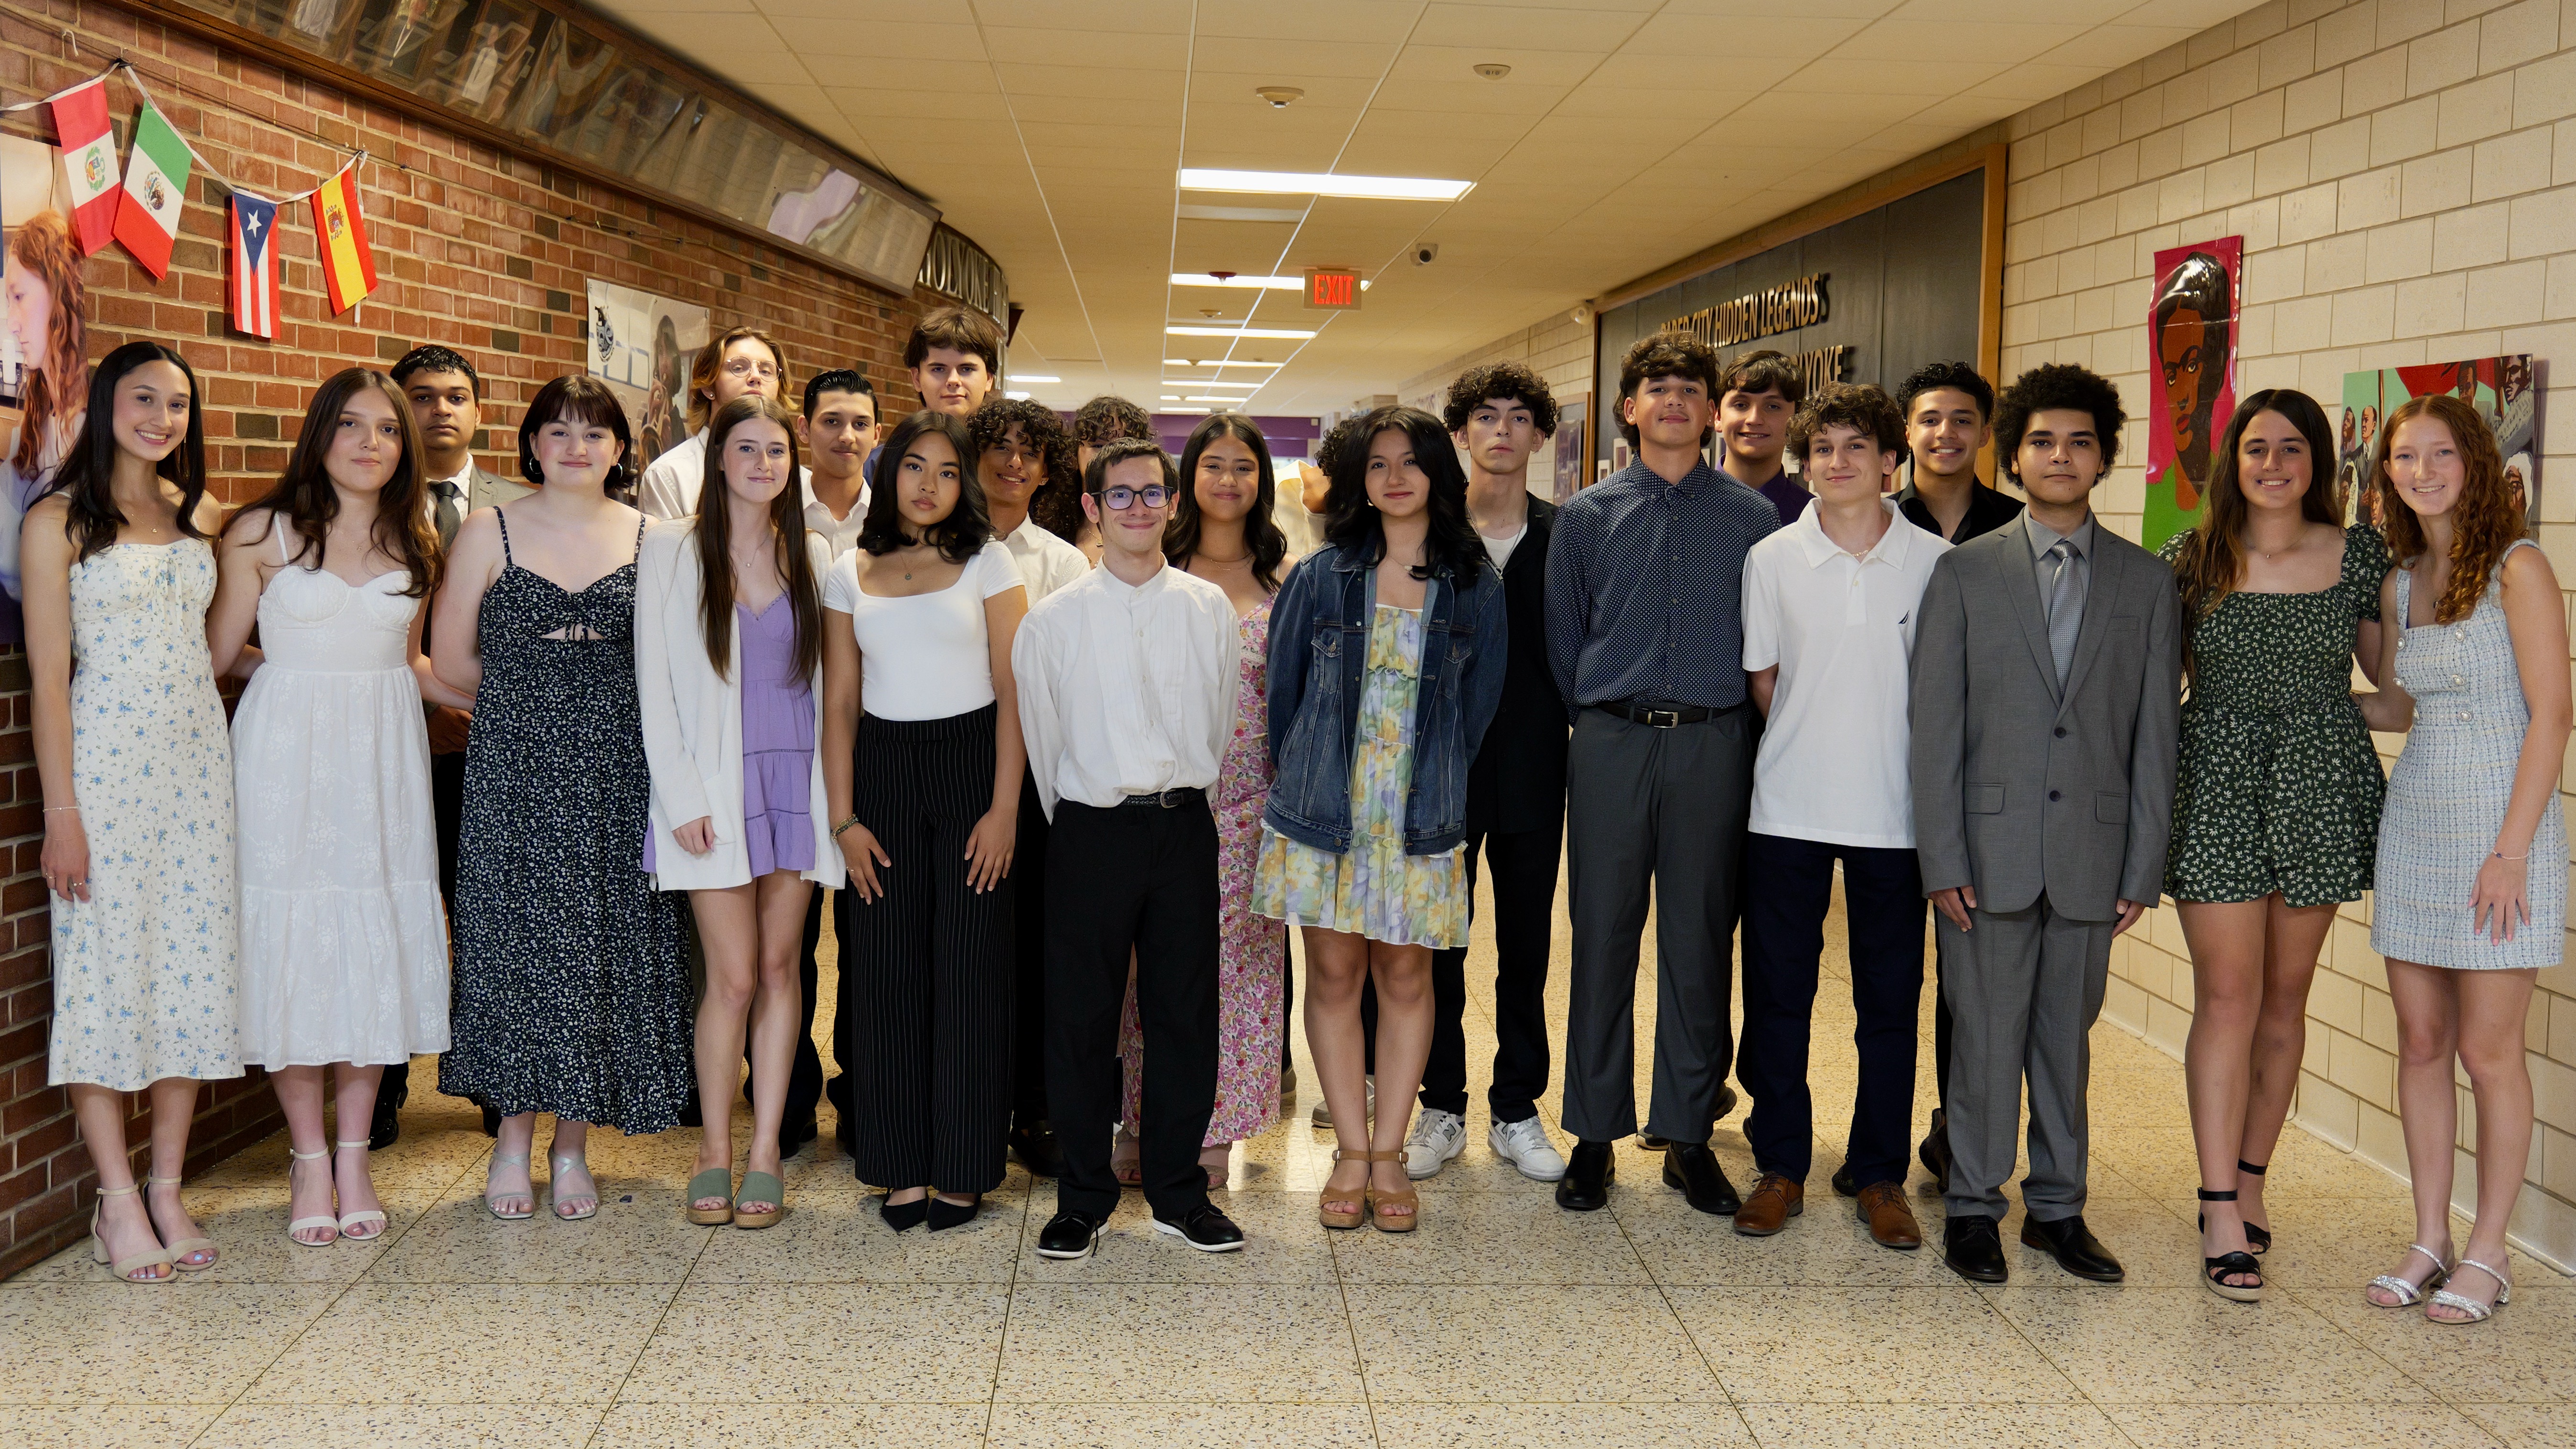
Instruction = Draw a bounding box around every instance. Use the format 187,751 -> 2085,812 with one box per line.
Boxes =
824,540 -> 1025,721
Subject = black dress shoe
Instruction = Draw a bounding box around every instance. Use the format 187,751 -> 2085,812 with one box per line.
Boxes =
1555,1139 -> 1615,1211
1829,1164 -> 1859,1197
927,1194 -> 982,1232
678,1095 -> 704,1129
1036,1210 -> 1108,1259
1662,1142 -> 1742,1216
778,1108 -> 819,1162
367,1078 -> 407,1151
479,1103 -> 501,1138
1917,1109 -> 1953,1192
2020,1213 -> 2125,1283
1943,1213 -> 2007,1283
1009,1120 -> 1067,1179
881,1195 -> 929,1233
1153,1202 -> 1245,1253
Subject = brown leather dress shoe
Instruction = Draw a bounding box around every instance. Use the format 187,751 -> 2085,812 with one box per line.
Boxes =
1855,1181 -> 1922,1249
1732,1173 -> 1804,1236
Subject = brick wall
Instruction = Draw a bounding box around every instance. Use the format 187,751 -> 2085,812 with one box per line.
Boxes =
0,0 -> 930,1280
1998,0 -> 2576,1270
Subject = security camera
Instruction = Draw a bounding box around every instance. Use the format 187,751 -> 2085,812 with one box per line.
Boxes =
1413,243 -> 1439,266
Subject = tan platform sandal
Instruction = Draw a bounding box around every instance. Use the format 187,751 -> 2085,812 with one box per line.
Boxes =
1365,1162 -> 1421,1234
1319,1148 -> 1385,1230
147,1174 -> 218,1270
90,1182 -> 174,1283
287,1146 -> 339,1246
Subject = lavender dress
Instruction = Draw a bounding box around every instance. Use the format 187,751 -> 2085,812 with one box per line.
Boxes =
643,597 -> 816,877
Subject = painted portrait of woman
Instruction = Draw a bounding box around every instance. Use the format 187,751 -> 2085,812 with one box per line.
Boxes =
0,210 -> 88,642
2152,250 -> 2231,511
639,311 -> 688,462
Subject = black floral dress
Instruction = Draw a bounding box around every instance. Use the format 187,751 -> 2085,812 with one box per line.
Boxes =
2159,525 -> 2390,907
440,515 -> 693,1133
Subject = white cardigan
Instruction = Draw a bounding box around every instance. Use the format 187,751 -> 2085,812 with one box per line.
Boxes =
634,520 -> 838,891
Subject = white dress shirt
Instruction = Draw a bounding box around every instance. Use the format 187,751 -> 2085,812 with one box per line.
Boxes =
1000,514 -> 1090,605
640,428 -> 812,520
1740,496 -> 1949,849
801,472 -> 871,559
1012,561 -> 1239,819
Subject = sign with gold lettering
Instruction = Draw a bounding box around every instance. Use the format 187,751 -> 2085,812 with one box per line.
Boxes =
1667,274 -> 1828,349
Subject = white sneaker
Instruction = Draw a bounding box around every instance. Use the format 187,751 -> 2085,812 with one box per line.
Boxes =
1490,1116 -> 1568,1181
1404,1108 -> 1468,1179
1312,1075 -> 1374,1129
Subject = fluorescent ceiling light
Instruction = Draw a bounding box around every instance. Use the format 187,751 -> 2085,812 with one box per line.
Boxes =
1184,396 -> 1244,403
1161,395 -> 1182,400
1167,325 -> 1316,339
1163,358 -> 1282,368
1168,380 -> 1263,389
1010,374 -> 1060,383
1163,406 -> 1210,414
1170,274 -> 1369,291
1180,168 -> 1472,202
1005,391 -> 1031,400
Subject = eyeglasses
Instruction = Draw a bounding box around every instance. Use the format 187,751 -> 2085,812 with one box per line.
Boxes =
1095,483 -> 1175,510
723,357 -> 780,379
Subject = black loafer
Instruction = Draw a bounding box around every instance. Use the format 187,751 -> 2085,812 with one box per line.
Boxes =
1662,1142 -> 1742,1216
2020,1213 -> 2125,1283
1152,1203 -> 1245,1253
1917,1109 -> 1953,1193
367,1077 -> 407,1152
778,1108 -> 819,1162
1828,1164 -> 1859,1198
1943,1213 -> 2007,1283
1009,1120 -> 1068,1179
479,1103 -> 501,1138
1036,1210 -> 1108,1260
1556,1139 -> 1615,1212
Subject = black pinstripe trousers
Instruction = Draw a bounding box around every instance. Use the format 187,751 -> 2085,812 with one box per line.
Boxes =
843,705 -> 1013,1194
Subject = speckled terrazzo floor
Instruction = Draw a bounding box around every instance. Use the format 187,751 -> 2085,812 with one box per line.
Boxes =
8,867 -> 2567,1448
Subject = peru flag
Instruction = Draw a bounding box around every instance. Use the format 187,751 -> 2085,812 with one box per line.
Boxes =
229,191 -> 279,339
49,77 -> 119,254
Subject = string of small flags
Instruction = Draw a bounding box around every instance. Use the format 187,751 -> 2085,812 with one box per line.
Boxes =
5,60 -> 376,336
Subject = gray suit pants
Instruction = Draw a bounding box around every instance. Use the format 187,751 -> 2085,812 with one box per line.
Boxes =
1937,893 -> 2112,1222
1561,707 -> 1753,1144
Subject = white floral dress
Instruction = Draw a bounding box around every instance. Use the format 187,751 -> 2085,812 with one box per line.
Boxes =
48,540 -> 242,1089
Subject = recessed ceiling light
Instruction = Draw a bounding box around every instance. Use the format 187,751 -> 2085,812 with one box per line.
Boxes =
1167,325 -> 1317,339
1170,273 -> 1370,291
1179,168 -> 1473,202
1163,359 -> 1283,368
1254,85 -> 1304,107
1011,374 -> 1060,383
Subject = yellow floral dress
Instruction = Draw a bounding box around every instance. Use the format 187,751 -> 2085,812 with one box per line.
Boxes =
1251,603 -> 1469,948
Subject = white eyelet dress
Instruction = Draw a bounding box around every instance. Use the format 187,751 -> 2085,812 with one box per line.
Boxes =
2370,539 -> 2566,969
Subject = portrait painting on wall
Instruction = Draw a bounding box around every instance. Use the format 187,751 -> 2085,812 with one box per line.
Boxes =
1554,395 -> 1588,499
0,137 -> 88,647
2144,236 -> 2243,552
2341,355 -> 2541,536
585,279 -> 708,468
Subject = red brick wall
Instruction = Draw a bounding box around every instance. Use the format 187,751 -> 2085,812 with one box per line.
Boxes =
0,0 -> 932,1279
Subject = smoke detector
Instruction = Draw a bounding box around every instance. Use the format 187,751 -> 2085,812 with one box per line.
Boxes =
1255,86 -> 1305,108
1473,63 -> 1511,80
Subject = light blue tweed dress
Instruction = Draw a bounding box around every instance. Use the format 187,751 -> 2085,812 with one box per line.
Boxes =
2371,540 -> 2566,969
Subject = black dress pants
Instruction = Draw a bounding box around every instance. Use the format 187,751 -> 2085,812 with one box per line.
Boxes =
1420,817 -> 1562,1122
1011,769 -> 1051,1127
844,708 -> 1013,1194
393,747 -> 472,1107
1046,795 -> 1220,1221
1736,834 -> 1923,1189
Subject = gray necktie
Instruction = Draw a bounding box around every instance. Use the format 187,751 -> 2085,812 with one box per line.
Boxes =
2042,538 -> 2081,684
432,479 -> 463,544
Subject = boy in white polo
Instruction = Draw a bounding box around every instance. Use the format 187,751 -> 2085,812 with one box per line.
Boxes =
1732,382 -> 1949,1251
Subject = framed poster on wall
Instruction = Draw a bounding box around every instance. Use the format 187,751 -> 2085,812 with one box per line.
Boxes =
2144,236 -> 2243,551
586,279 -> 709,468
1553,394 -> 1588,499
2341,355 -> 2540,534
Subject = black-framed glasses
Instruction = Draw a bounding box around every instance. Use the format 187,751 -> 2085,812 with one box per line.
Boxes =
1096,483 -> 1175,510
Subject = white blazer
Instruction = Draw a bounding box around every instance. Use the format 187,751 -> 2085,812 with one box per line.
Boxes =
635,519 -> 838,891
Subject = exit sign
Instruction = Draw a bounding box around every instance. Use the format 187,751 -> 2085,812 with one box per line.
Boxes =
1303,268 -> 1363,310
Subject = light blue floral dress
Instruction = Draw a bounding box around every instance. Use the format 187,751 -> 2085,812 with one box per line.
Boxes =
47,539 -> 241,1089
1251,603 -> 1469,949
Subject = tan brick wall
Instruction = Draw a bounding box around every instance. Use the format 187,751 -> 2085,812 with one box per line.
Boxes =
1999,0 -> 2576,1270
0,0 -> 928,1280
1395,311 -> 1596,421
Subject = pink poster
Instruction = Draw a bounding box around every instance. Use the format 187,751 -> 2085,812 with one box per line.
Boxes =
2144,236 -> 2243,551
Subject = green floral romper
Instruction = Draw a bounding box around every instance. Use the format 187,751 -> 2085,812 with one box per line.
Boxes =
2158,525 -> 2390,907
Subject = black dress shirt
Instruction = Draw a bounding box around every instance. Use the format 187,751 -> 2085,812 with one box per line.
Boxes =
1895,476 -> 2023,544
1468,497 -> 1568,836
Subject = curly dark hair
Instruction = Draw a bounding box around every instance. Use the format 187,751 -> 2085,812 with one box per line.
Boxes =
1788,382 -> 1905,461
1312,414 -> 1367,479
1616,329 -> 1721,447
1323,406 -> 1486,586
1442,362 -> 1559,437
1993,362 -> 2126,483
1071,394 -> 1155,447
1894,359 -> 1993,421
969,395 -> 1079,540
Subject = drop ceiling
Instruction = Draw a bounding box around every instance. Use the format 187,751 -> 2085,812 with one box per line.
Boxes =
588,0 -> 2258,418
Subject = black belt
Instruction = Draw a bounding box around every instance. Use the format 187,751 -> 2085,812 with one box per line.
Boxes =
1120,787 -> 1205,808
1593,699 -> 1743,728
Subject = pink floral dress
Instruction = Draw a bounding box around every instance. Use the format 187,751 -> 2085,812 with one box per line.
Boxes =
1119,596 -> 1285,1144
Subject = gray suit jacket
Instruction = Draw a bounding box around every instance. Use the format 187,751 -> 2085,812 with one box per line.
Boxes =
1908,512 -> 2180,922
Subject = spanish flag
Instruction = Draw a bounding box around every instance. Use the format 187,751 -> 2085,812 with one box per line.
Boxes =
308,160 -> 376,314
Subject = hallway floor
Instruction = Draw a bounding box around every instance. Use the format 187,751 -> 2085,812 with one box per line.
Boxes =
6,873 -> 2568,1449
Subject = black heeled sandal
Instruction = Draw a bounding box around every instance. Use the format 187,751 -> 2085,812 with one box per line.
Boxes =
2197,1188 -> 2263,1303
927,1193 -> 983,1232
881,1193 -> 930,1233
2236,1159 -> 2270,1254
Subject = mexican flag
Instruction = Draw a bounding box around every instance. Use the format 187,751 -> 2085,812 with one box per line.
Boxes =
49,77 -> 119,254
113,102 -> 192,279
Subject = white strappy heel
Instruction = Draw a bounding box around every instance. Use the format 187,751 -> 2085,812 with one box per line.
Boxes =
90,1181 -> 174,1283
286,1146 -> 339,1246
2428,1257 -> 2512,1324
332,1140 -> 387,1240
146,1174 -> 218,1270
2366,1243 -> 2450,1307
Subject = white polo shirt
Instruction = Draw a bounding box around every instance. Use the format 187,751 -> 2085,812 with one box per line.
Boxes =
1741,496 -> 1949,849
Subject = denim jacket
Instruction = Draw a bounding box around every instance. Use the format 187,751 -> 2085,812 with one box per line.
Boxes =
1264,542 -> 1507,855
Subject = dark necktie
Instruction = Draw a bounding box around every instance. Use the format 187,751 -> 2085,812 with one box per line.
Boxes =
432,478 -> 463,545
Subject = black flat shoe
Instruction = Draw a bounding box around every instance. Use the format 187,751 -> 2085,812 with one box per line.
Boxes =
1009,1120 -> 1067,1179
927,1194 -> 982,1232
367,1078 -> 407,1152
1828,1164 -> 1859,1198
1036,1210 -> 1108,1260
881,1195 -> 929,1233
1153,1202 -> 1245,1253
1662,1142 -> 1741,1216
1556,1139 -> 1614,1212
479,1102 -> 501,1138
2020,1213 -> 2124,1283
778,1109 -> 819,1162
1943,1213 -> 2007,1283
1917,1108 -> 1952,1192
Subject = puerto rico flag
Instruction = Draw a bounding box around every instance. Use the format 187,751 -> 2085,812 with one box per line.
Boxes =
307,160 -> 376,314
49,77 -> 119,254
229,192 -> 279,338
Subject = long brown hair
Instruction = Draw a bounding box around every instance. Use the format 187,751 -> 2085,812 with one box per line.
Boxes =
2169,388 -> 2342,648
693,393 -> 821,682
2375,392 -> 2521,625
52,342 -> 209,565
10,212 -> 87,478
241,368 -> 439,597
1168,411 -> 1288,591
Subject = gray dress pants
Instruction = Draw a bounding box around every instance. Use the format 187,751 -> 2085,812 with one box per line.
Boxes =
1936,893 -> 2113,1222
1560,706 -> 1753,1144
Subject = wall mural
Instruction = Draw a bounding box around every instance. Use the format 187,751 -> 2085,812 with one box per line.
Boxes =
585,279 -> 709,468
2144,236 -> 2242,552
2341,355 -> 2541,535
